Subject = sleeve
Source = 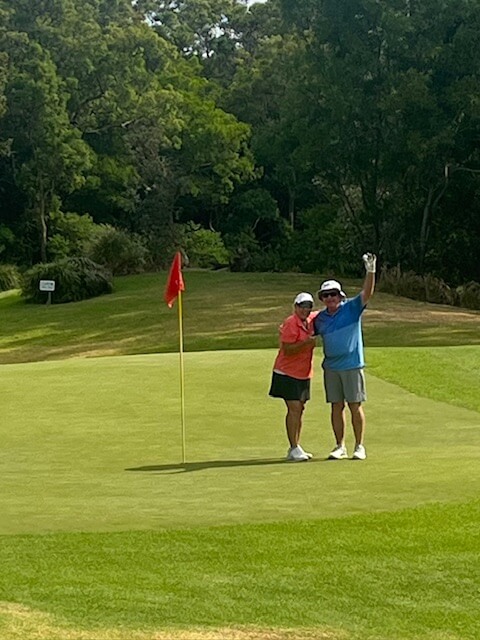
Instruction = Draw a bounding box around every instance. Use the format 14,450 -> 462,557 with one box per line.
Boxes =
349,294 -> 366,318
280,317 -> 299,344
313,311 -> 321,336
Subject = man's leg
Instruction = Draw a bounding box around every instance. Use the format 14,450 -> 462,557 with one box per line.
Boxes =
348,402 -> 365,446
324,370 -> 347,458
331,401 -> 346,445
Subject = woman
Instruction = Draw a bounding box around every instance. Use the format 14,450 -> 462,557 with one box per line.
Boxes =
269,292 -> 318,461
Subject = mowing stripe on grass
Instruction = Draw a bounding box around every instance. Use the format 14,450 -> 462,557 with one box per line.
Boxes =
0,501 -> 478,640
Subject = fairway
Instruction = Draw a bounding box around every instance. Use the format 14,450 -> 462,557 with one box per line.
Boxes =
1,272 -> 480,640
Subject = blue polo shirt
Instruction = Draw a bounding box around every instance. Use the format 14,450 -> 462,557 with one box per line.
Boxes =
313,294 -> 366,371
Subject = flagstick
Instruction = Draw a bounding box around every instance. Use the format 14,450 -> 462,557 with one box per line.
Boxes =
177,289 -> 186,463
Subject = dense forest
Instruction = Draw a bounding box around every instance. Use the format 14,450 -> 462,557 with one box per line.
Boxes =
1,0 -> 480,286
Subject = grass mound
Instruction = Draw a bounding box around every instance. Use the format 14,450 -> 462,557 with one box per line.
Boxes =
1,271 -> 479,364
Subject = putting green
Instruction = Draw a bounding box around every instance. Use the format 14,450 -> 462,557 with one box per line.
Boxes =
1,349 -> 479,535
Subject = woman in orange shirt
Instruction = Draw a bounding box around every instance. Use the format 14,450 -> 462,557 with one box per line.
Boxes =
269,292 -> 318,461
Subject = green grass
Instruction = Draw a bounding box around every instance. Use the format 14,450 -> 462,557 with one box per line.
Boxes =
1,501 -> 479,639
1,271 -> 479,639
368,346 -> 480,414
1,350 -> 480,535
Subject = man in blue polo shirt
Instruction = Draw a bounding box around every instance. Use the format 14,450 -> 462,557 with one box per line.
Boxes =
313,253 -> 376,460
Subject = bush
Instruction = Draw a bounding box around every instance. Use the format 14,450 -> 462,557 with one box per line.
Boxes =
22,257 -> 113,304
87,225 -> 147,275
0,225 -> 16,261
143,224 -> 186,270
379,266 -> 480,310
456,281 -> 480,310
183,222 -> 229,269
224,230 -> 263,272
424,274 -> 455,305
48,211 -> 100,260
0,264 -> 21,291
378,266 -> 426,301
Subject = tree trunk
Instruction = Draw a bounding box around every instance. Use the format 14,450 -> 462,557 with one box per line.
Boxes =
37,191 -> 48,263
419,178 -> 449,273
288,185 -> 295,229
419,186 -> 433,273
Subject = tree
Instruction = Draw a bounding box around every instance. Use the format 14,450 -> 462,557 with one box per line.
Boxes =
278,0 -> 480,273
1,34 -> 92,261
0,0 -> 255,263
137,0 -> 250,83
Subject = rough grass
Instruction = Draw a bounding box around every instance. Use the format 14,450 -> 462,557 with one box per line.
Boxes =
0,603 -> 332,640
1,271 -> 479,364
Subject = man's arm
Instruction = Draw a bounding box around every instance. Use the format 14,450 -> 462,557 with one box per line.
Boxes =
361,253 -> 376,305
282,336 -> 317,355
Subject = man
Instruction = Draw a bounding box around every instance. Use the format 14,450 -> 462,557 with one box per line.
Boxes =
313,253 -> 376,460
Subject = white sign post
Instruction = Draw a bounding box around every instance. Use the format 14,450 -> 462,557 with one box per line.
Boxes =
39,280 -> 55,305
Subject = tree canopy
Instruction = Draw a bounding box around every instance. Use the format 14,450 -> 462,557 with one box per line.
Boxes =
0,0 -> 479,283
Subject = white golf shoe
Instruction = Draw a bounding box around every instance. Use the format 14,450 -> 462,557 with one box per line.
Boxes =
352,444 -> 367,460
298,445 -> 313,459
287,446 -> 309,462
328,444 -> 348,460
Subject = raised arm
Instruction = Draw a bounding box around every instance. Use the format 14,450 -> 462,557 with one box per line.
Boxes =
361,253 -> 376,305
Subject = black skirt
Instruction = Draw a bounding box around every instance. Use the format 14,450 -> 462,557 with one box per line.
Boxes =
269,371 -> 311,402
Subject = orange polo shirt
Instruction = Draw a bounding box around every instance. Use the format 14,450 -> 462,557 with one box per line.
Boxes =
272,312 -> 317,380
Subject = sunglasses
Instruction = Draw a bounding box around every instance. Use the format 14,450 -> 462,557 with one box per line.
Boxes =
320,291 -> 339,299
297,302 -> 313,309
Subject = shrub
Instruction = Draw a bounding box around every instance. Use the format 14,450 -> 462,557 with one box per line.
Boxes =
87,225 -> 147,275
22,257 -> 113,304
48,211 -> 100,260
456,281 -> 480,310
0,225 -> 16,260
224,230 -> 262,272
424,274 -> 455,305
0,264 -> 21,291
379,266 -> 426,300
379,266 -> 480,310
183,223 -> 229,269
143,224 -> 186,270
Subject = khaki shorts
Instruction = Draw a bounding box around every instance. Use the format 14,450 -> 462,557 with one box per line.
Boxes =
323,368 -> 366,403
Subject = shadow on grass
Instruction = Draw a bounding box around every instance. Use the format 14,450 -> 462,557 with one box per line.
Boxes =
126,457 -> 326,474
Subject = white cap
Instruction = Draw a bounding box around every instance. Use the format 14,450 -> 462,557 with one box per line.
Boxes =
294,292 -> 314,305
317,279 -> 346,298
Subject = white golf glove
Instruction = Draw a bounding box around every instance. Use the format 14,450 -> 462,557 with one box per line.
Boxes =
362,253 -> 376,273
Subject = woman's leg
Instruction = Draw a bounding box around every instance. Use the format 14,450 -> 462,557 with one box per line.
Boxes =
284,399 -> 305,447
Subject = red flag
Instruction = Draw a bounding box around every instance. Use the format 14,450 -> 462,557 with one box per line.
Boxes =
164,251 -> 185,307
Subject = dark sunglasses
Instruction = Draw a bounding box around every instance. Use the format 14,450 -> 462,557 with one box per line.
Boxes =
297,302 -> 313,309
320,291 -> 339,299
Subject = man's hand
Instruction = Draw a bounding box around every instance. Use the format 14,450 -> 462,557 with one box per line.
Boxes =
362,253 -> 377,273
